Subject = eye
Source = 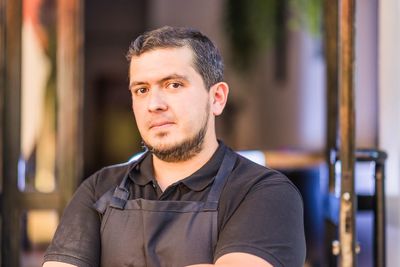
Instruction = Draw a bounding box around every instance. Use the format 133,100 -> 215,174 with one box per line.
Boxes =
135,87 -> 149,95
166,82 -> 182,89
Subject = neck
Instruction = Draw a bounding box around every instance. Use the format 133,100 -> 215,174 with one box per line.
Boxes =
152,138 -> 219,191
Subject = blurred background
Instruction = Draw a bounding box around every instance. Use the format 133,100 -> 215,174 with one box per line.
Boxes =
1,0 -> 399,266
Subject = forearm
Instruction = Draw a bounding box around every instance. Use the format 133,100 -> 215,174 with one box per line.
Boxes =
43,262 -> 77,267
185,253 -> 273,267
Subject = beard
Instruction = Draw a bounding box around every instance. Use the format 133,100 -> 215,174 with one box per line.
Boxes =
142,104 -> 210,163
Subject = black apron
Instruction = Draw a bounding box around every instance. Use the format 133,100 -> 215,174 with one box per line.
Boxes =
94,148 -> 236,267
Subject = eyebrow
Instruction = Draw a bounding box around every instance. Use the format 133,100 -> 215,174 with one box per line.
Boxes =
129,73 -> 189,90
129,81 -> 148,91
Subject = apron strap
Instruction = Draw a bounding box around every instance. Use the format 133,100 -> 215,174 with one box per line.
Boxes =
203,148 -> 237,211
109,151 -> 149,209
93,188 -> 115,214
93,180 -> 131,212
93,151 -> 148,212
93,148 -> 236,212
109,186 -> 130,209
93,183 -> 130,213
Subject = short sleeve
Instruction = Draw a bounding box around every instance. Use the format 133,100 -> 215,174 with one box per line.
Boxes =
43,175 -> 101,267
214,179 -> 306,267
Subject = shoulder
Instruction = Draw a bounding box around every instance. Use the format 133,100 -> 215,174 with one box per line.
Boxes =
228,149 -> 301,198
79,160 -> 137,200
216,149 -> 306,266
218,148 -> 304,227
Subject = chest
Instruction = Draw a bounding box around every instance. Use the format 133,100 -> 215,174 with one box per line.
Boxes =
100,198 -> 218,267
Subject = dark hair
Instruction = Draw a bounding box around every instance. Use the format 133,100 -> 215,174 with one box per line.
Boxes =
127,26 -> 224,90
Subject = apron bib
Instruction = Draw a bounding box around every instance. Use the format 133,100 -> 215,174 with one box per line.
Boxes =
94,149 -> 236,267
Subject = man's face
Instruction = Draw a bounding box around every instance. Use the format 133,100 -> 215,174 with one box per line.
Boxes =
129,46 -> 213,162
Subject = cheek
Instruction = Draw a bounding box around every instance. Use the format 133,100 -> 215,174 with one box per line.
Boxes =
132,105 -> 145,128
185,99 -> 210,123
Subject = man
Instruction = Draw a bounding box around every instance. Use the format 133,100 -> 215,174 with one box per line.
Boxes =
43,26 -> 306,267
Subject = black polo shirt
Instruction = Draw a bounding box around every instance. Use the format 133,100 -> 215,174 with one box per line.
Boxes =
44,143 -> 306,267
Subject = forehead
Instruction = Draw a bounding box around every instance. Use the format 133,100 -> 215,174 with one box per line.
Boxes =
129,47 -> 196,79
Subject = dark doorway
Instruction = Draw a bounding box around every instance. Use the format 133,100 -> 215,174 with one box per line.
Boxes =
83,0 -> 147,178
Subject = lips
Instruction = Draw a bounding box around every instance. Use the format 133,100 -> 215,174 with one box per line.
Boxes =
149,121 -> 175,130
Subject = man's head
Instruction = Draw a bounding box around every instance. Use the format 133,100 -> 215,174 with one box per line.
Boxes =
128,26 -> 229,162
127,26 -> 223,90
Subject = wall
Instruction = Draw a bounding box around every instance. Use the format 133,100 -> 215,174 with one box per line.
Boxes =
355,0 -> 379,148
379,0 -> 400,265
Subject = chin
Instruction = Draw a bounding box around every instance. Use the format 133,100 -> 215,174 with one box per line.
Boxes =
146,135 -> 177,149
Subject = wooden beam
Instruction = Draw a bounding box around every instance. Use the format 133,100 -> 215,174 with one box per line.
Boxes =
56,0 -> 84,211
2,0 -> 22,265
338,0 -> 357,266
324,0 -> 339,193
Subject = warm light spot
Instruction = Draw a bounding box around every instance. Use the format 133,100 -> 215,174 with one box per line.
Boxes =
27,210 -> 58,244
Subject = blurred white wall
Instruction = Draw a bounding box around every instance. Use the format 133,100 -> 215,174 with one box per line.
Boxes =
379,0 -> 400,265
355,0 -> 379,148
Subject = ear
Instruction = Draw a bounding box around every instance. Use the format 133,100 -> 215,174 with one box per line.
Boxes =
209,82 -> 229,116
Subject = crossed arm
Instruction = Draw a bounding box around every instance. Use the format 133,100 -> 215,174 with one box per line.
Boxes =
186,252 -> 273,267
43,252 -> 273,267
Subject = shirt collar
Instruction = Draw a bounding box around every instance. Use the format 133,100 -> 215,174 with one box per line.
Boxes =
128,142 -> 226,191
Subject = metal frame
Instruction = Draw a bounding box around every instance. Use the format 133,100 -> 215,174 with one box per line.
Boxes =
327,149 -> 387,267
337,0 -> 357,265
356,150 -> 387,267
324,0 -> 386,266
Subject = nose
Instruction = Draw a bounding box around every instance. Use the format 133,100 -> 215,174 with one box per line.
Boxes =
147,88 -> 168,112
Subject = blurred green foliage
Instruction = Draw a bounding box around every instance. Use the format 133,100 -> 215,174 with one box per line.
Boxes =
225,0 -> 322,70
